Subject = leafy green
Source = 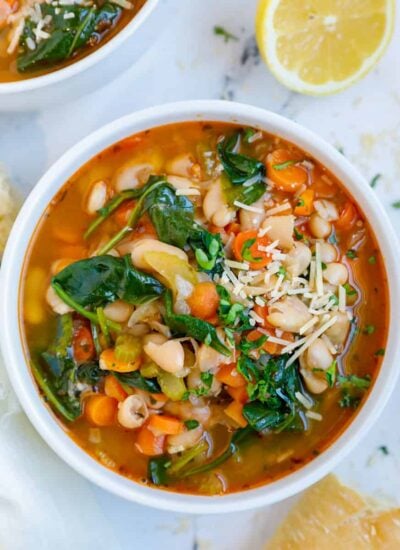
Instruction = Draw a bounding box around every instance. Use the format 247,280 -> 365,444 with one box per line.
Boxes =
52,255 -> 165,308
148,440 -> 208,485
114,372 -> 161,393
163,290 -> 231,356
189,225 -> 225,276
76,362 -> 104,385
148,456 -> 171,485
370,174 -> 381,188
337,374 -> 371,409
272,160 -> 297,171
213,25 -> 238,43
18,3 -> 121,73
84,189 -> 138,239
216,285 -> 252,331
184,419 -> 200,430
217,132 -> 265,186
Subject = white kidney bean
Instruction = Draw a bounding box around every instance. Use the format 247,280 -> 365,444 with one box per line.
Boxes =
284,241 -> 312,277
300,366 -> 328,394
323,263 -> 348,286
166,175 -> 199,191
187,368 -> 222,396
130,238 -> 188,270
239,198 -> 265,231
165,153 -> 196,178
305,338 -> 333,371
143,333 -> 168,346
203,179 -> 236,227
325,312 -> 350,348
318,242 -> 337,263
118,395 -> 149,429
103,300 -> 134,323
114,162 -> 154,192
86,180 -> 107,215
143,339 -> 185,374
267,296 -> 312,333
261,215 -> 294,250
314,199 -> 339,222
167,425 -> 203,454
46,285 -> 73,315
309,213 -> 331,239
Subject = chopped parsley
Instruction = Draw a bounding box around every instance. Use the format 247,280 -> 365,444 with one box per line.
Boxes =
363,324 -> 375,335
343,283 -> 357,297
213,25 -> 238,43
184,419 -> 200,431
337,374 -> 371,408
325,361 -> 337,388
370,174 -> 381,188
272,159 -> 297,171
368,255 -> 377,265
241,238 -> 261,263
375,348 -> 385,356
392,201 -> 400,209
294,227 -> 304,241
296,197 -> 305,207
346,249 -> 357,259
278,265 -> 287,277
243,128 -> 256,143
378,445 -> 389,456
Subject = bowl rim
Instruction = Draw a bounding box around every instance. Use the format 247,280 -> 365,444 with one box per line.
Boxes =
1,100 -> 400,514
0,0 -> 159,95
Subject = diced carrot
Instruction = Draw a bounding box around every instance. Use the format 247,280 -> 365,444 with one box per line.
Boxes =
314,175 -> 336,198
226,385 -> 249,404
85,394 -> 118,426
233,230 -> 272,270
266,149 -> 307,194
147,392 -> 169,409
247,328 -> 294,355
207,224 -> 223,235
186,282 -> 220,320
147,414 -> 184,435
252,304 -> 272,329
104,375 -> 128,402
99,348 -> 141,373
216,363 -> 246,388
294,189 -> 314,216
73,324 -> 95,363
114,200 -> 136,227
135,424 -> 165,456
336,201 -> 358,230
225,222 -> 241,235
224,401 -> 248,428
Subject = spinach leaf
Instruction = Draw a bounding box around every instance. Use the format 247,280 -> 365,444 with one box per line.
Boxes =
337,373 -> 371,408
148,456 -> 171,485
114,372 -> 161,393
18,3 -> 121,73
217,132 -> 266,186
76,362 -> 104,385
223,178 -> 266,207
243,355 -> 310,433
145,183 -> 195,249
52,255 -> 165,308
163,290 -> 231,356
216,285 -> 252,331
188,225 -> 225,276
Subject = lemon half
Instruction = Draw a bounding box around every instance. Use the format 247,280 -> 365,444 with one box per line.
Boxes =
256,0 -> 395,95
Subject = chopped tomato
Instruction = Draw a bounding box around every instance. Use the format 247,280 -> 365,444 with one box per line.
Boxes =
73,323 -> 95,363
233,230 -> 272,269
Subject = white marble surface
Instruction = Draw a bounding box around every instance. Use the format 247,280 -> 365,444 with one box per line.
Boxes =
1,0 -> 400,548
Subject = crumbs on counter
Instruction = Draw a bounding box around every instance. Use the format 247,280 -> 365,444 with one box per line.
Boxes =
378,445 -> 390,456
370,173 -> 382,188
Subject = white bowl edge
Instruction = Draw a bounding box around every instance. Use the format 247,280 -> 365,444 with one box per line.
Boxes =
1,100 -> 400,514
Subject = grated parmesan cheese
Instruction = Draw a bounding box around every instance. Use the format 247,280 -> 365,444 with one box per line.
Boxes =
338,285 -> 346,312
295,391 -> 313,409
315,242 -> 324,297
286,316 -> 338,367
299,316 -> 318,335
265,202 -> 291,216
305,411 -> 323,421
175,188 -> 201,196
233,200 -> 264,213
225,259 -> 250,271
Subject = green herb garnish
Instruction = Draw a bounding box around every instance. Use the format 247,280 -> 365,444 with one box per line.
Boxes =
213,25 -> 238,43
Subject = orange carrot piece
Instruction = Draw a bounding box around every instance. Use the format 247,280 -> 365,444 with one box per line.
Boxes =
114,200 -> 136,227
147,414 -> 184,435
99,348 -> 141,373
216,363 -> 246,388
85,395 -> 118,426
294,189 -> 314,216
225,222 -> 241,235
224,401 -> 248,428
135,424 -> 166,456
104,375 -> 128,402
266,149 -> 307,194
233,230 -> 272,270
226,385 -> 249,404
73,324 -> 95,363
186,282 -> 220,320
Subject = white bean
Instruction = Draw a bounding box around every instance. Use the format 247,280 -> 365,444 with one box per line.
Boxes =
203,179 -> 236,227
197,338 -> 232,372
284,241 -> 312,277
130,238 -> 188,270
114,162 -> 154,192
143,333 -> 168,346
323,263 -> 348,286
167,426 -> 203,454
118,395 -> 149,429
143,339 -> 185,374
239,198 -> 265,231
167,175 -> 199,191
261,215 -> 294,250
318,242 -> 337,263
103,300 -> 134,323
325,312 -> 350,348
187,368 -> 222,396
306,338 -> 333,371
314,199 -> 339,222
86,180 -> 107,215
46,285 -> 73,315
165,153 -> 196,178
267,296 -> 312,333
309,213 -> 331,239
300,366 -> 328,394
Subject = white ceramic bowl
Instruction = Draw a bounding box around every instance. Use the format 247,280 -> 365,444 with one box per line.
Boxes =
0,0 -> 159,112
1,100 -> 400,513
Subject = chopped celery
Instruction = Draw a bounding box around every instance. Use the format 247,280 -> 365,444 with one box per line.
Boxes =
114,334 -> 142,362
140,361 -> 160,378
157,371 -> 186,401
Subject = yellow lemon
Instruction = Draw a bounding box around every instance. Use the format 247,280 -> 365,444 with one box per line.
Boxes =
256,0 -> 395,95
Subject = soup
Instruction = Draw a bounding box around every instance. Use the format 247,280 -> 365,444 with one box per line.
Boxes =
21,122 -> 388,495
0,0 -> 146,83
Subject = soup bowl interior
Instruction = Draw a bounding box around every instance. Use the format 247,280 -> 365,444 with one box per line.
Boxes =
0,0 -> 160,111
1,100 -> 400,513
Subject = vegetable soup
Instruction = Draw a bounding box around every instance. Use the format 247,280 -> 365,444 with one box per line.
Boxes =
21,122 -> 388,495
0,0 -> 145,82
